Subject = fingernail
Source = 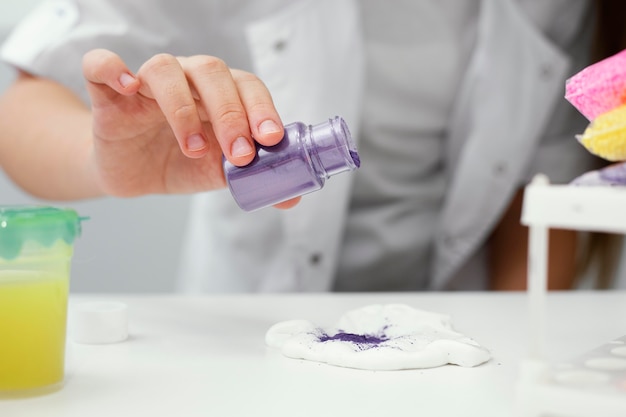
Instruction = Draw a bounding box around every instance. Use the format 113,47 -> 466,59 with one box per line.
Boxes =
231,136 -> 254,157
259,119 -> 281,135
187,134 -> 206,151
119,73 -> 136,88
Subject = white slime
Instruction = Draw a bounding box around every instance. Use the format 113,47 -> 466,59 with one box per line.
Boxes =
265,304 -> 491,371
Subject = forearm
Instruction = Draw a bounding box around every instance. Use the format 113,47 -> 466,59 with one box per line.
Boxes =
0,72 -> 104,200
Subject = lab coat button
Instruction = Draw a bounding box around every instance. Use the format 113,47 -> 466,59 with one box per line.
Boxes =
274,39 -> 287,52
309,253 -> 322,265
539,64 -> 553,80
493,162 -> 507,176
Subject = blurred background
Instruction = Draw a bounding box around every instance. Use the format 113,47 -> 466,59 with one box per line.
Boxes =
2,2 -> 625,292
0,1 -> 192,293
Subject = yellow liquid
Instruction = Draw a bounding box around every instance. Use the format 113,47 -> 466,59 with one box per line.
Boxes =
0,270 -> 69,394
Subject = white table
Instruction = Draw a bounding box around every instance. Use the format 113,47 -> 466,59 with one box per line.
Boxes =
1,291 -> 625,417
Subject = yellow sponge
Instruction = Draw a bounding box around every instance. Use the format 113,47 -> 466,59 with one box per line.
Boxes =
579,104 -> 626,161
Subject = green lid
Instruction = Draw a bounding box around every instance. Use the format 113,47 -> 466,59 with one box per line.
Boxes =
0,206 -> 85,260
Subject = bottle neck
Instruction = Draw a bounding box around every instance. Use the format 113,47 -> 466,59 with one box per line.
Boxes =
307,116 -> 360,178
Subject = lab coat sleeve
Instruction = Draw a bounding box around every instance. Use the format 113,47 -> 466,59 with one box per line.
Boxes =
0,0 -> 217,104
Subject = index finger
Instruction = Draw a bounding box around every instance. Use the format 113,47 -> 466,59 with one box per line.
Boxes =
180,57 -> 284,165
180,56 -> 256,166
137,53 -> 209,158
230,69 -> 284,147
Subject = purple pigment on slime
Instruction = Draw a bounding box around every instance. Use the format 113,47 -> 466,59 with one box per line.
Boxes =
599,162 -> 626,185
572,161 -> 626,186
318,332 -> 389,349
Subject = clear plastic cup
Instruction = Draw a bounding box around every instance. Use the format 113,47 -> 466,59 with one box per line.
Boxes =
0,206 -> 83,398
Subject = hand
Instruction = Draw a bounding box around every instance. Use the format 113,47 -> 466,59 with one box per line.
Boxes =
82,49 -> 286,197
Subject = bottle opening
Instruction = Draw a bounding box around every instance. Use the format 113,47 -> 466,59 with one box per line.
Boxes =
314,116 -> 360,176
335,117 -> 360,168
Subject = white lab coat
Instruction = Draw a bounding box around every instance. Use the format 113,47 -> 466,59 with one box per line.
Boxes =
1,0 -> 596,292
178,0 -> 595,292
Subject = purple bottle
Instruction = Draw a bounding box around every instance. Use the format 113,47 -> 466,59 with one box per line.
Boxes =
224,116 -> 360,212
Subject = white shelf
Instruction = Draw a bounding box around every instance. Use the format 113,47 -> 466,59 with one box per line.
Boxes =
516,174 -> 626,417
522,174 -> 626,233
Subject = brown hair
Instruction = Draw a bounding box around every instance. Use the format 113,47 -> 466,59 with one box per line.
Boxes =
592,0 -> 626,62
578,0 -> 626,289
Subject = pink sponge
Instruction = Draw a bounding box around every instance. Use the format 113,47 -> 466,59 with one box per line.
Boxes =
565,48 -> 626,121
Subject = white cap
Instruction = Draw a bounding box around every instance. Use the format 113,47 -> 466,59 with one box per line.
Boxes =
72,301 -> 128,344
